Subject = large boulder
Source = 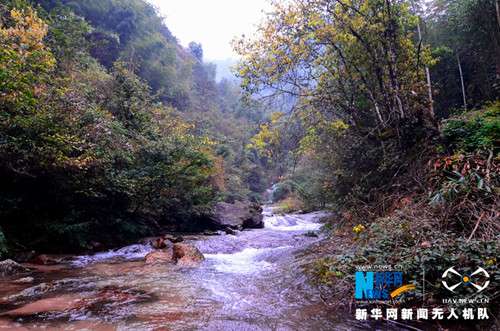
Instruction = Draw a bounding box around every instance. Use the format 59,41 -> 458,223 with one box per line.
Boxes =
172,243 -> 204,267
209,201 -> 264,230
0,259 -> 31,275
145,251 -> 172,264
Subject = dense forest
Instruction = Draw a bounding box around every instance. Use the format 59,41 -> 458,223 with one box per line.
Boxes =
0,0 -> 271,254
0,0 -> 499,325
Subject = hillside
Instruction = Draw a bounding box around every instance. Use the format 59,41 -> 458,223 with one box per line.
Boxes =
0,0 -> 269,254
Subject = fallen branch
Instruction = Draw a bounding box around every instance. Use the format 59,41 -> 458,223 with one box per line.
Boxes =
467,211 -> 485,242
485,148 -> 493,185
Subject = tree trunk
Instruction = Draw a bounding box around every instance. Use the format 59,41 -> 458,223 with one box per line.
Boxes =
495,0 -> 500,31
496,0 -> 500,74
456,50 -> 467,111
410,0 -> 434,117
477,0 -> 500,76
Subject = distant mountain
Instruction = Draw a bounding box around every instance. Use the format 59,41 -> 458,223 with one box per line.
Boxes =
209,58 -> 238,82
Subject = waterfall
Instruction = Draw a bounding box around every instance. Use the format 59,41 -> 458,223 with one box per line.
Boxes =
266,184 -> 278,204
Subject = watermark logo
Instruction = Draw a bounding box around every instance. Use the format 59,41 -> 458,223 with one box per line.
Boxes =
355,270 -> 415,299
442,267 -> 490,293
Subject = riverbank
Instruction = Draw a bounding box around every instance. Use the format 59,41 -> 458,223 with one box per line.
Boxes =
309,201 -> 500,331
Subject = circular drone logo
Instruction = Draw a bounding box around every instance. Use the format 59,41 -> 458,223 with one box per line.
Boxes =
442,267 -> 490,293
461,274 -> 470,284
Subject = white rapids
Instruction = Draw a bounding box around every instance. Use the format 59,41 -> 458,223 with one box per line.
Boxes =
67,243 -> 155,266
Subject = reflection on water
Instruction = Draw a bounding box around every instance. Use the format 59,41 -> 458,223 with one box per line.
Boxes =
0,207 -> 376,330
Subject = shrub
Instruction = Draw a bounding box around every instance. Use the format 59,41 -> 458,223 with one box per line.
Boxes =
303,230 -> 318,237
273,180 -> 298,202
429,103 -> 499,240
276,196 -> 303,214
0,228 -> 7,259
442,102 -> 499,154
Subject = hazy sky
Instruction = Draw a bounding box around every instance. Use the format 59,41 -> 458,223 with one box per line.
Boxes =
147,0 -> 273,61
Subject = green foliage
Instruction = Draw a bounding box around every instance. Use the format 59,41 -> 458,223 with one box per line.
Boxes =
429,170 -> 494,206
237,0 -> 434,150
314,258 -> 343,285
427,0 -> 500,114
276,196 -> 302,214
30,0 -> 268,207
0,228 -> 7,259
188,41 -> 203,61
33,0 -> 188,100
273,180 -> 297,202
427,103 -> 499,239
44,7 -> 90,67
0,6 -> 55,112
0,0 -> 267,255
428,46 -> 464,116
318,214 -> 499,313
442,103 -> 500,153
0,4 -> 224,253
291,153 -> 336,210
238,0 -> 439,216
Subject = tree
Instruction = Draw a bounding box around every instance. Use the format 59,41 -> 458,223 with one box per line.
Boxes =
236,0 -> 435,156
189,41 -> 203,61
425,0 -> 500,114
410,0 -> 434,116
0,7 -> 55,113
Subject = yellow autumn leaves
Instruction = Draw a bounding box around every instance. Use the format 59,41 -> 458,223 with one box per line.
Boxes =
1,8 -> 55,108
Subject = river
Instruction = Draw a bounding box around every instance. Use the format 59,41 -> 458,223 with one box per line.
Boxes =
0,207 -> 381,330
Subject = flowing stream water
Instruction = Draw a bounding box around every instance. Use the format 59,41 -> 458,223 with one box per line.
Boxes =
0,207 -> 377,330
